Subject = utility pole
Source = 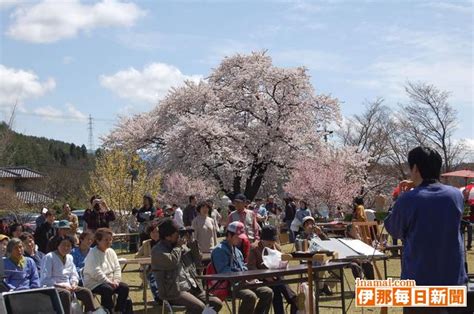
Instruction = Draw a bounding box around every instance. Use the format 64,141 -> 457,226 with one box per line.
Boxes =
88,114 -> 94,153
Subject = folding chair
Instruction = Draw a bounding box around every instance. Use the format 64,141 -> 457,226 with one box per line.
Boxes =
161,300 -> 186,314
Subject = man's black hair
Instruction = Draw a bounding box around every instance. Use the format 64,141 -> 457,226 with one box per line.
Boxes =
354,196 -> 364,206
158,218 -> 179,239
408,146 -> 442,180
189,195 -> 196,202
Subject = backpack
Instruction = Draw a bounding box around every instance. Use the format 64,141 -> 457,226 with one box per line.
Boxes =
205,261 -> 229,301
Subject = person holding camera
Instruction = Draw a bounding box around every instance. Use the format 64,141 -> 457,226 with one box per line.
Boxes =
84,195 -> 116,232
151,218 -> 223,313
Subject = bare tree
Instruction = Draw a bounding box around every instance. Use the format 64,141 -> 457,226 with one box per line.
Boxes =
0,102 -> 17,164
401,81 -> 464,172
339,98 -> 392,167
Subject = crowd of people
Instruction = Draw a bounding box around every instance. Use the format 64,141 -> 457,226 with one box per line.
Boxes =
1,146 -> 472,314
0,196 -> 130,314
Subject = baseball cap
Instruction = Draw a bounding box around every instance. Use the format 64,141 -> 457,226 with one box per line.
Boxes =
227,221 -> 247,239
233,194 -> 247,202
58,220 -> 71,229
0,234 -> 9,241
302,216 -> 315,225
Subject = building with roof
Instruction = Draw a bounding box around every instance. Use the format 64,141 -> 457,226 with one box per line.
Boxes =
0,167 -> 53,205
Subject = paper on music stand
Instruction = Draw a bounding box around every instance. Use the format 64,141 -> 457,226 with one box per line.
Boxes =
313,238 -> 361,259
338,238 -> 385,257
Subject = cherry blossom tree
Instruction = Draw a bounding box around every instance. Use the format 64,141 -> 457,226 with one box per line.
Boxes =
104,52 -> 340,200
159,172 -> 218,206
284,145 -> 369,214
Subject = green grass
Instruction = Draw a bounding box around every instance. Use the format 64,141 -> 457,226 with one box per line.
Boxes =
118,235 -> 474,314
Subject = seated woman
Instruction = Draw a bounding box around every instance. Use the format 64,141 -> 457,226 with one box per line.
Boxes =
248,225 -> 298,314
71,230 -> 94,285
41,235 -> 97,313
135,223 -> 160,300
19,232 -> 44,273
3,238 -> 40,290
83,228 -> 130,313
295,216 -> 333,295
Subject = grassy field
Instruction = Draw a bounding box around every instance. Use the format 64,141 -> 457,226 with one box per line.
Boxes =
117,235 -> 474,314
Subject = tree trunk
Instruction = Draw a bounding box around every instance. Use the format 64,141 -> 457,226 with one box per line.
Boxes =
244,165 -> 268,201
233,175 -> 242,195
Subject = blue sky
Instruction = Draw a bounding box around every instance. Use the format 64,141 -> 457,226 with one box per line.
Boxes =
0,0 -> 472,151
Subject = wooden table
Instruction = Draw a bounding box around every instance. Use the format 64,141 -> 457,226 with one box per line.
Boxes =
199,262 -> 350,314
119,257 -> 151,314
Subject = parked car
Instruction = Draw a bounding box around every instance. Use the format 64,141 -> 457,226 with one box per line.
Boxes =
3,212 -> 40,233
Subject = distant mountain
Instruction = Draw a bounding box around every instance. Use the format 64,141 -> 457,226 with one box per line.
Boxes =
0,121 -> 93,170
0,122 -> 96,207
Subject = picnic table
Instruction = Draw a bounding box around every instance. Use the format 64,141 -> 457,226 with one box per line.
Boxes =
119,257 -> 151,313
199,262 -> 350,314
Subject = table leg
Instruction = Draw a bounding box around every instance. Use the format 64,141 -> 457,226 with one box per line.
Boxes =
307,261 -> 314,314
340,267 -> 345,314
144,267 -> 148,314
232,284 -> 236,314
314,269 -> 319,314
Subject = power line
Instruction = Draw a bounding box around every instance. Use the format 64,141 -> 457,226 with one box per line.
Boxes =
13,111 -> 115,122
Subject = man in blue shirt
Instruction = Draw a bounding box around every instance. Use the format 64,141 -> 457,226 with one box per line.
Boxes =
385,146 -> 467,290
212,221 -> 273,314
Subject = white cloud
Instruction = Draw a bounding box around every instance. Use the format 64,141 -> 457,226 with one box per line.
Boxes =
34,105 -> 62,119
66,103 -> 87,121
33,103 -> 87,122
0,0 -> 23,10
420,1 -> 473,14
6,0 -> 146,43
100,63 -> 202,104
0,64 -> 56,108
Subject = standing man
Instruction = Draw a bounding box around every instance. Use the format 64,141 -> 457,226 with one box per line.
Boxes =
385,147 -> 467,313
34,211 -> 56,254
35,207 -> 48,229
84,195 -> 116,232
58,203 -> 79,243
265,196 -> 277,215
183,195 -> 197,227
227,194 -> 259,242
212,221 -> 273,314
